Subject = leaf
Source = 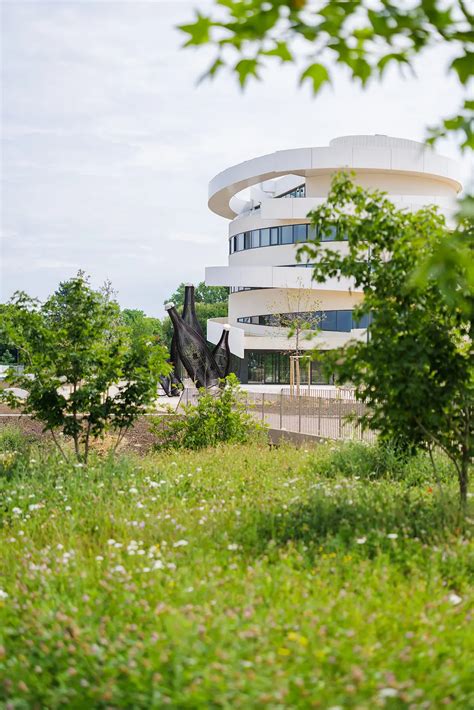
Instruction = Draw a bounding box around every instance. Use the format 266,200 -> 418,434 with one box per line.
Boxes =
377,53 -> 410,76
178,13 -> 213,47
198,57 -> 224,84
451,53 -> 474,85
262,41 -> 293,63
234,58 -> 260,87
299,62 -> 330,93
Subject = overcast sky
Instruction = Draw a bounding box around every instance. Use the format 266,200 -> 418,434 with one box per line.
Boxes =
1,0 -> 471,317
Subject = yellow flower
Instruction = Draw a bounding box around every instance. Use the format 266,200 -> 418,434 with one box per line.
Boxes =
277,647 -> 291,656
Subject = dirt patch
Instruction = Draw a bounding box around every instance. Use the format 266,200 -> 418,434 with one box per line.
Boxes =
0,414 -> 175,455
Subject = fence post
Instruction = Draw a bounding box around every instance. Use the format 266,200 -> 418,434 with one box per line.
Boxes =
318,397 -> 322,436
261,393 -> 265,422
338,397 -> 342,439
298,394 -> 302,433
280,393 -> 283,429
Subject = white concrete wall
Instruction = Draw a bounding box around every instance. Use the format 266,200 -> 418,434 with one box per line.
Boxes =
205,135 -> 463,357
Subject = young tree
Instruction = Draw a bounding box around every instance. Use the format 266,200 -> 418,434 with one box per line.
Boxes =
298,173 -> 473,507
265,279 -> 322,391
1,273 -> 170,462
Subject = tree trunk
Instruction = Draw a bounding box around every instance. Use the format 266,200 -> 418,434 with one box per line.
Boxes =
459,450 -> 469,511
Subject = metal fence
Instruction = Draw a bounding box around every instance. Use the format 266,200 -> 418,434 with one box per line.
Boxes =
179,388 -> 376,443
280,386 -> 357,400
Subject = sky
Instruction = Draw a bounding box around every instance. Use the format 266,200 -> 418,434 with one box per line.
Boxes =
1,0 -> 471,317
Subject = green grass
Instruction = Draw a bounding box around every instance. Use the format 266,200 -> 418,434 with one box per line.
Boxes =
0,431 -> 473,708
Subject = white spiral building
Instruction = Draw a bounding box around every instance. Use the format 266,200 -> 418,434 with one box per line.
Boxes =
205,135 -> 462,385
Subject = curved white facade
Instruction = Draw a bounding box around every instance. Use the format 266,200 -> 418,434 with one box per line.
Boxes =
205,135 -> 462,384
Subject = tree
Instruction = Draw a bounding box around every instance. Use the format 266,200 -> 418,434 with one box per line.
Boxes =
298,173 -> 473,507
121,309 -> 164,350
0,273 -> 170,463
264,278 -> 322,391
180,1 -> 473,149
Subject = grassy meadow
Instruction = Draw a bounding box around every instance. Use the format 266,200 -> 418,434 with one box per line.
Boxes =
0,429 -> 473,708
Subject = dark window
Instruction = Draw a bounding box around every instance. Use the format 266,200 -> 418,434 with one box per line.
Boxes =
270,227 -> 279,245
251,230 -> 260,248
308,224 -> 318,241
244,232 -> 252,249
294,224 -> 307,243
281,226 -> 293,244
336,310 -> 352,332
321,310 -> 337,331
260,228 -> 270,247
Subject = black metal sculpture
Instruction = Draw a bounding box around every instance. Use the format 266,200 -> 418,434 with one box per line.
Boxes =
182,283 -> 205,339
165,301 -> 221,389
212,324 -> 231,378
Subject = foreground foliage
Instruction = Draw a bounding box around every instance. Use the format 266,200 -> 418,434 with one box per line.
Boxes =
300,174 -> 473,506
0,431 -> 473,708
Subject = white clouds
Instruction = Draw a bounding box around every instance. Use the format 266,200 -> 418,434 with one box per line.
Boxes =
1,0 -> 471,314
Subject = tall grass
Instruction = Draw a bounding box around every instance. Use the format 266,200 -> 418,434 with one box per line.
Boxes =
0,430 -> 472,708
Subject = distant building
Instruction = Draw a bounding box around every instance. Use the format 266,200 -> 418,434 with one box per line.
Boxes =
205,135 -> 462,385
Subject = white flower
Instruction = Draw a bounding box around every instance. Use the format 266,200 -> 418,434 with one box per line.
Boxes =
12,507 -> 22,515
65,506 -> 72,512
129,487 -> 138,494
152,560 -> 164,570
112,565 -> 126,574
379,688 -> 398,698
29,504 -> 41,511
107,539 -> 116,545
448,593 -> 462,606
227,543 -> 239,551
356,537 -> 367,545
173,540 -> 188,548
0,589 -> 8,600
95,555 -> 104,562
387,533 -> 398,540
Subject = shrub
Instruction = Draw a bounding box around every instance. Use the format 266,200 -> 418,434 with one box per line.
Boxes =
151,374 -> 266,450
312,440 -> 455,487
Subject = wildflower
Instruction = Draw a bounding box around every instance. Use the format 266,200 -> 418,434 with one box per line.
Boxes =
173,540 -> 188,548
0,589 -> 8,601
227,543 -> 239,551
12,507 -> 22,515
95,555 -> 104,562
152,560 -> 164,570
65,506 -> 72,512
379,688 -> 398,698
112,565 -> 126,574
387,533 -> 398,540
129,487 -> 138,494
448,593 -> 462,606
107,539 -> 116,545
356,537 -> 367,545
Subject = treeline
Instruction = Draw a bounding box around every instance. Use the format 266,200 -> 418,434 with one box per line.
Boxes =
0,282 -> 228,365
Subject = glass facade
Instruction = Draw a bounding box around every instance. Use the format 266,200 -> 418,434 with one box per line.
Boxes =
229,223 -> 345,254
238,310 -> 371,332
247,351 -> 333,385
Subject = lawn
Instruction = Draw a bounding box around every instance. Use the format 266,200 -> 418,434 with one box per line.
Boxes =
0,430 -> 473,708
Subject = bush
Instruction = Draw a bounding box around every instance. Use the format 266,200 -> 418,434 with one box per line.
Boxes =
312,440 -> 455,486
151,374 -> 266,450
0,426 -> 32,479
